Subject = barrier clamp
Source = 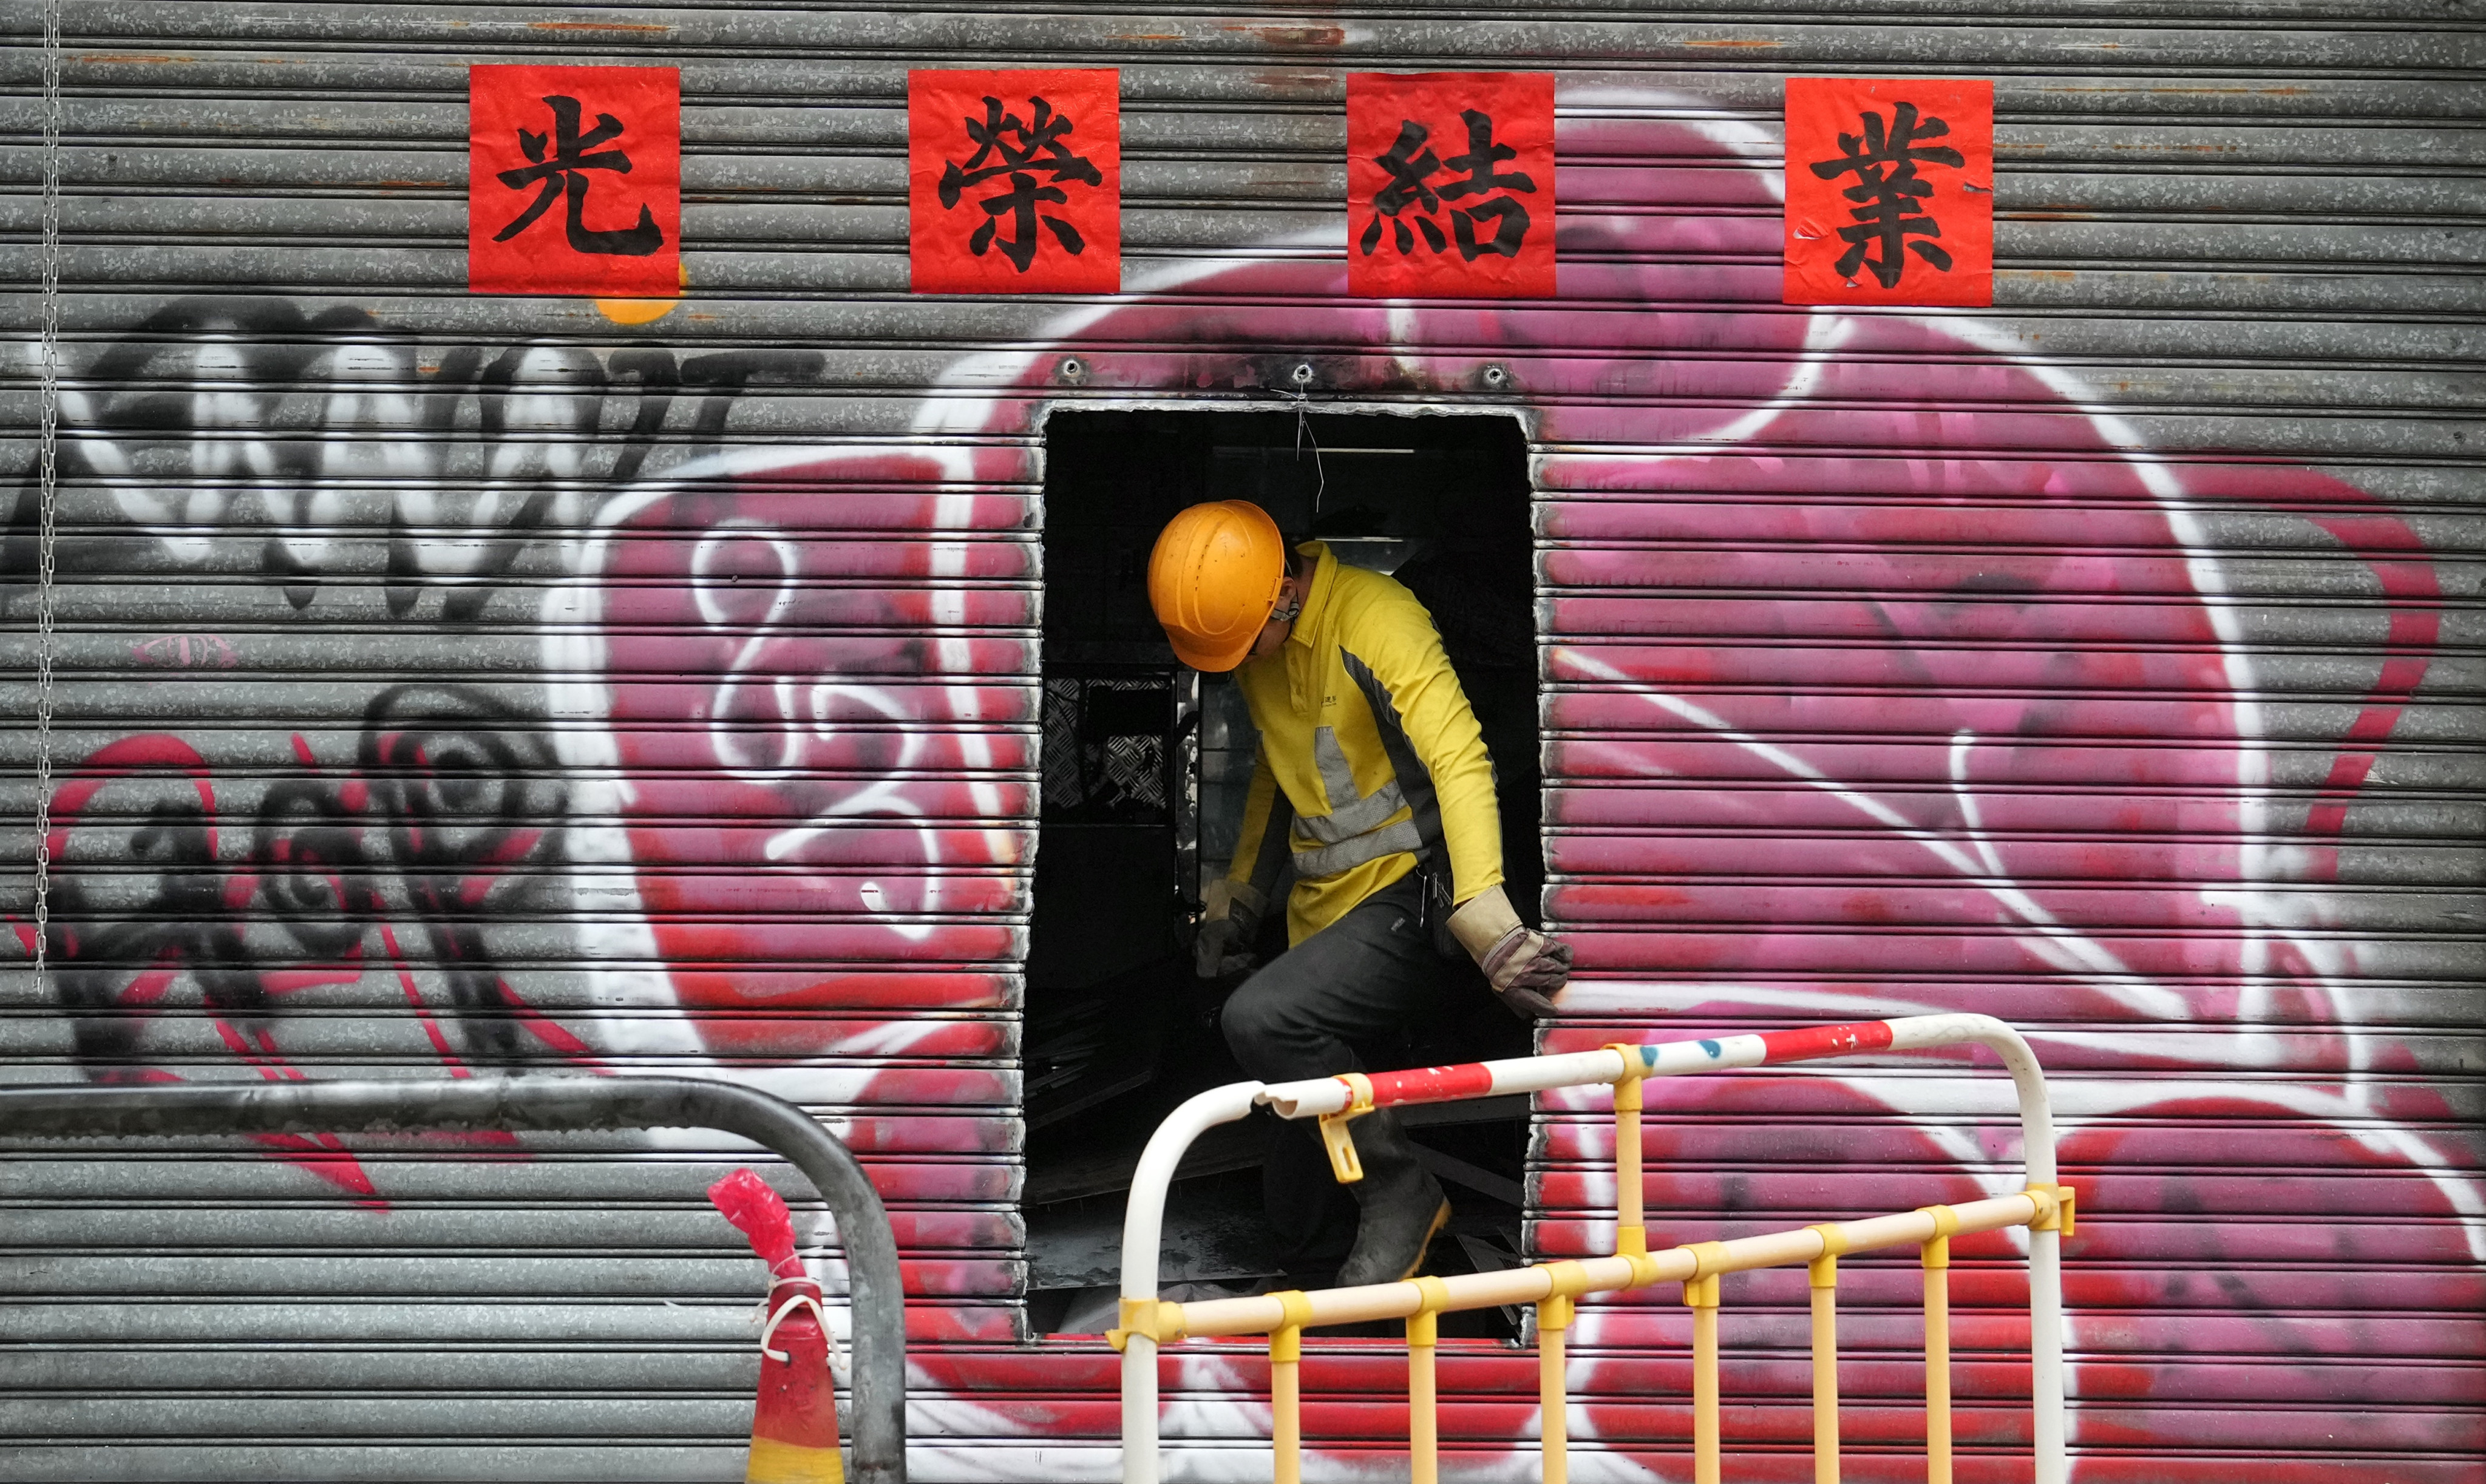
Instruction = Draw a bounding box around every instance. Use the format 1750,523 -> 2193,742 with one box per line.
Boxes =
1317,1072 -> 1376,1184
2029,1182 -> 2076,1236
1107,1296 -> 1186,1354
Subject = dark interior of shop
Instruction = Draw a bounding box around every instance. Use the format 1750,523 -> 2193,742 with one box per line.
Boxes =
1023,408 -> 1543,1339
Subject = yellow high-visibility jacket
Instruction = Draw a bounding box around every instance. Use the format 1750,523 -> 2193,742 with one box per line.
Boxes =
1226,541 -> 1504,944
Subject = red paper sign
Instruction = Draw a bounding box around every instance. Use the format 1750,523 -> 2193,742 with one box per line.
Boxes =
909,70 -> 1120,294
1784,77 -> 1993,307
1347,72 -> 1555,300
469,66 -> 680,297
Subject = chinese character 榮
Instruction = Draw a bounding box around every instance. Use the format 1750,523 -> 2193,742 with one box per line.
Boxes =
1348,72 -> 1556,299
469,66 -> 680,298
1785,78 -> 1992,307
938,95 -> 1104,271
911,70 -> 1120,295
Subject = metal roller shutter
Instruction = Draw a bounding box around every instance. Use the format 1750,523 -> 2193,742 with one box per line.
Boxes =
1,4 -> 2476,1481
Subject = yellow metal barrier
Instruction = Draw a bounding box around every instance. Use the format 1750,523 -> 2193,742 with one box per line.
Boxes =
1143,1189 -> 2065,1483
1113,1015 -> 2073,1484
1268,1289 -> 1311,1484
1922,1202 -> 1961,1484
1686,1243 -> 1726,1484
1407,1275 -> 1447,1484
1806,1223 -> 1847,1484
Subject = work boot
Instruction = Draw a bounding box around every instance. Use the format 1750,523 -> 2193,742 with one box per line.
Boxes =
1333,1108 -> 1452,1288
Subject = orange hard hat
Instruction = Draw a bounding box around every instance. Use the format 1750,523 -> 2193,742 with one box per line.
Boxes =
1147,501 -> 1287,672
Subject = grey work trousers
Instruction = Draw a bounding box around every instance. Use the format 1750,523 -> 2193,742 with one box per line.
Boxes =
1218,872 -> 1445,1269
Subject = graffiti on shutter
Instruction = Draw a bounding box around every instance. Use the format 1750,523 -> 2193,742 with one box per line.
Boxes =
2,18 -> 2476,1482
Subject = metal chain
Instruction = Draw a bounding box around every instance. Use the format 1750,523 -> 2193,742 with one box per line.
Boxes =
29,0 -> 64,987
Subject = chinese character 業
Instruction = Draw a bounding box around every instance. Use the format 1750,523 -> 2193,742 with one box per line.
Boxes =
936,95 -> 1103,272
1358,108 -> 1537,262
492,94 -> 665,257
1807,101 -> 1963,289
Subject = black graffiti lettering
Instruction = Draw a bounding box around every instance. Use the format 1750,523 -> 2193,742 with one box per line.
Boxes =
41,747 -> 268,1073
681,348 -> 830,452
359,685 -> 564,1068
253,778 -> 373,961
27,707 -> 575,1085
0,297 -> 818,1099
605,347 -> 682,486
1,298 -> 798,627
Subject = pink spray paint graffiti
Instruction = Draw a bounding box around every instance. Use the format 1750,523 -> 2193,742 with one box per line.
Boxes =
554,94 -> 2464,1477
2,84 -> 2470,1480
565,472 -> 1034,1029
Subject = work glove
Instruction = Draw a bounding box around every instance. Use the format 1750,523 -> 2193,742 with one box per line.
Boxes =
1194,878 -> 1266,979
1447,883 -> 1571,1022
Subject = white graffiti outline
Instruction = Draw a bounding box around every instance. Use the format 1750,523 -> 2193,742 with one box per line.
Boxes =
679,515 -> 955,932
691,520 -> 809,779
495,82 -> 2481,1480
552,455 -> 1022,958
856,87 -> 2480,1482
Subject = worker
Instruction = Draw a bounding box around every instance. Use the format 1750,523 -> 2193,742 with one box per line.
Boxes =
1147,499 -> 1573,1287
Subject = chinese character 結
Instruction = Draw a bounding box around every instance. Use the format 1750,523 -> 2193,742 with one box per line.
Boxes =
1359,108 -> 1537,262
937,95 -> 1103,272
1807,101 -> 1963,289
492,95 -> 665,257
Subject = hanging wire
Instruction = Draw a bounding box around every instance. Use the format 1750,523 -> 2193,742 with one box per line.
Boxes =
29,0 -> 64,988
1288,390 -> 1326,517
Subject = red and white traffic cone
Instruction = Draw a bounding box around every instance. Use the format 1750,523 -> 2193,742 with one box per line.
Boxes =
710,1168 -> 846,1484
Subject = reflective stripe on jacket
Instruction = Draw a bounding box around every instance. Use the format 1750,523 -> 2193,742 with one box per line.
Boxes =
1228,541 -> 1503,944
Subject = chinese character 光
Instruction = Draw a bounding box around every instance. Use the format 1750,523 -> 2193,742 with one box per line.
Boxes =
493,95 -> 664,257
1359,109 -> 1536,262
937,95 -> 1102,272
1807,101 -> 1963,289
